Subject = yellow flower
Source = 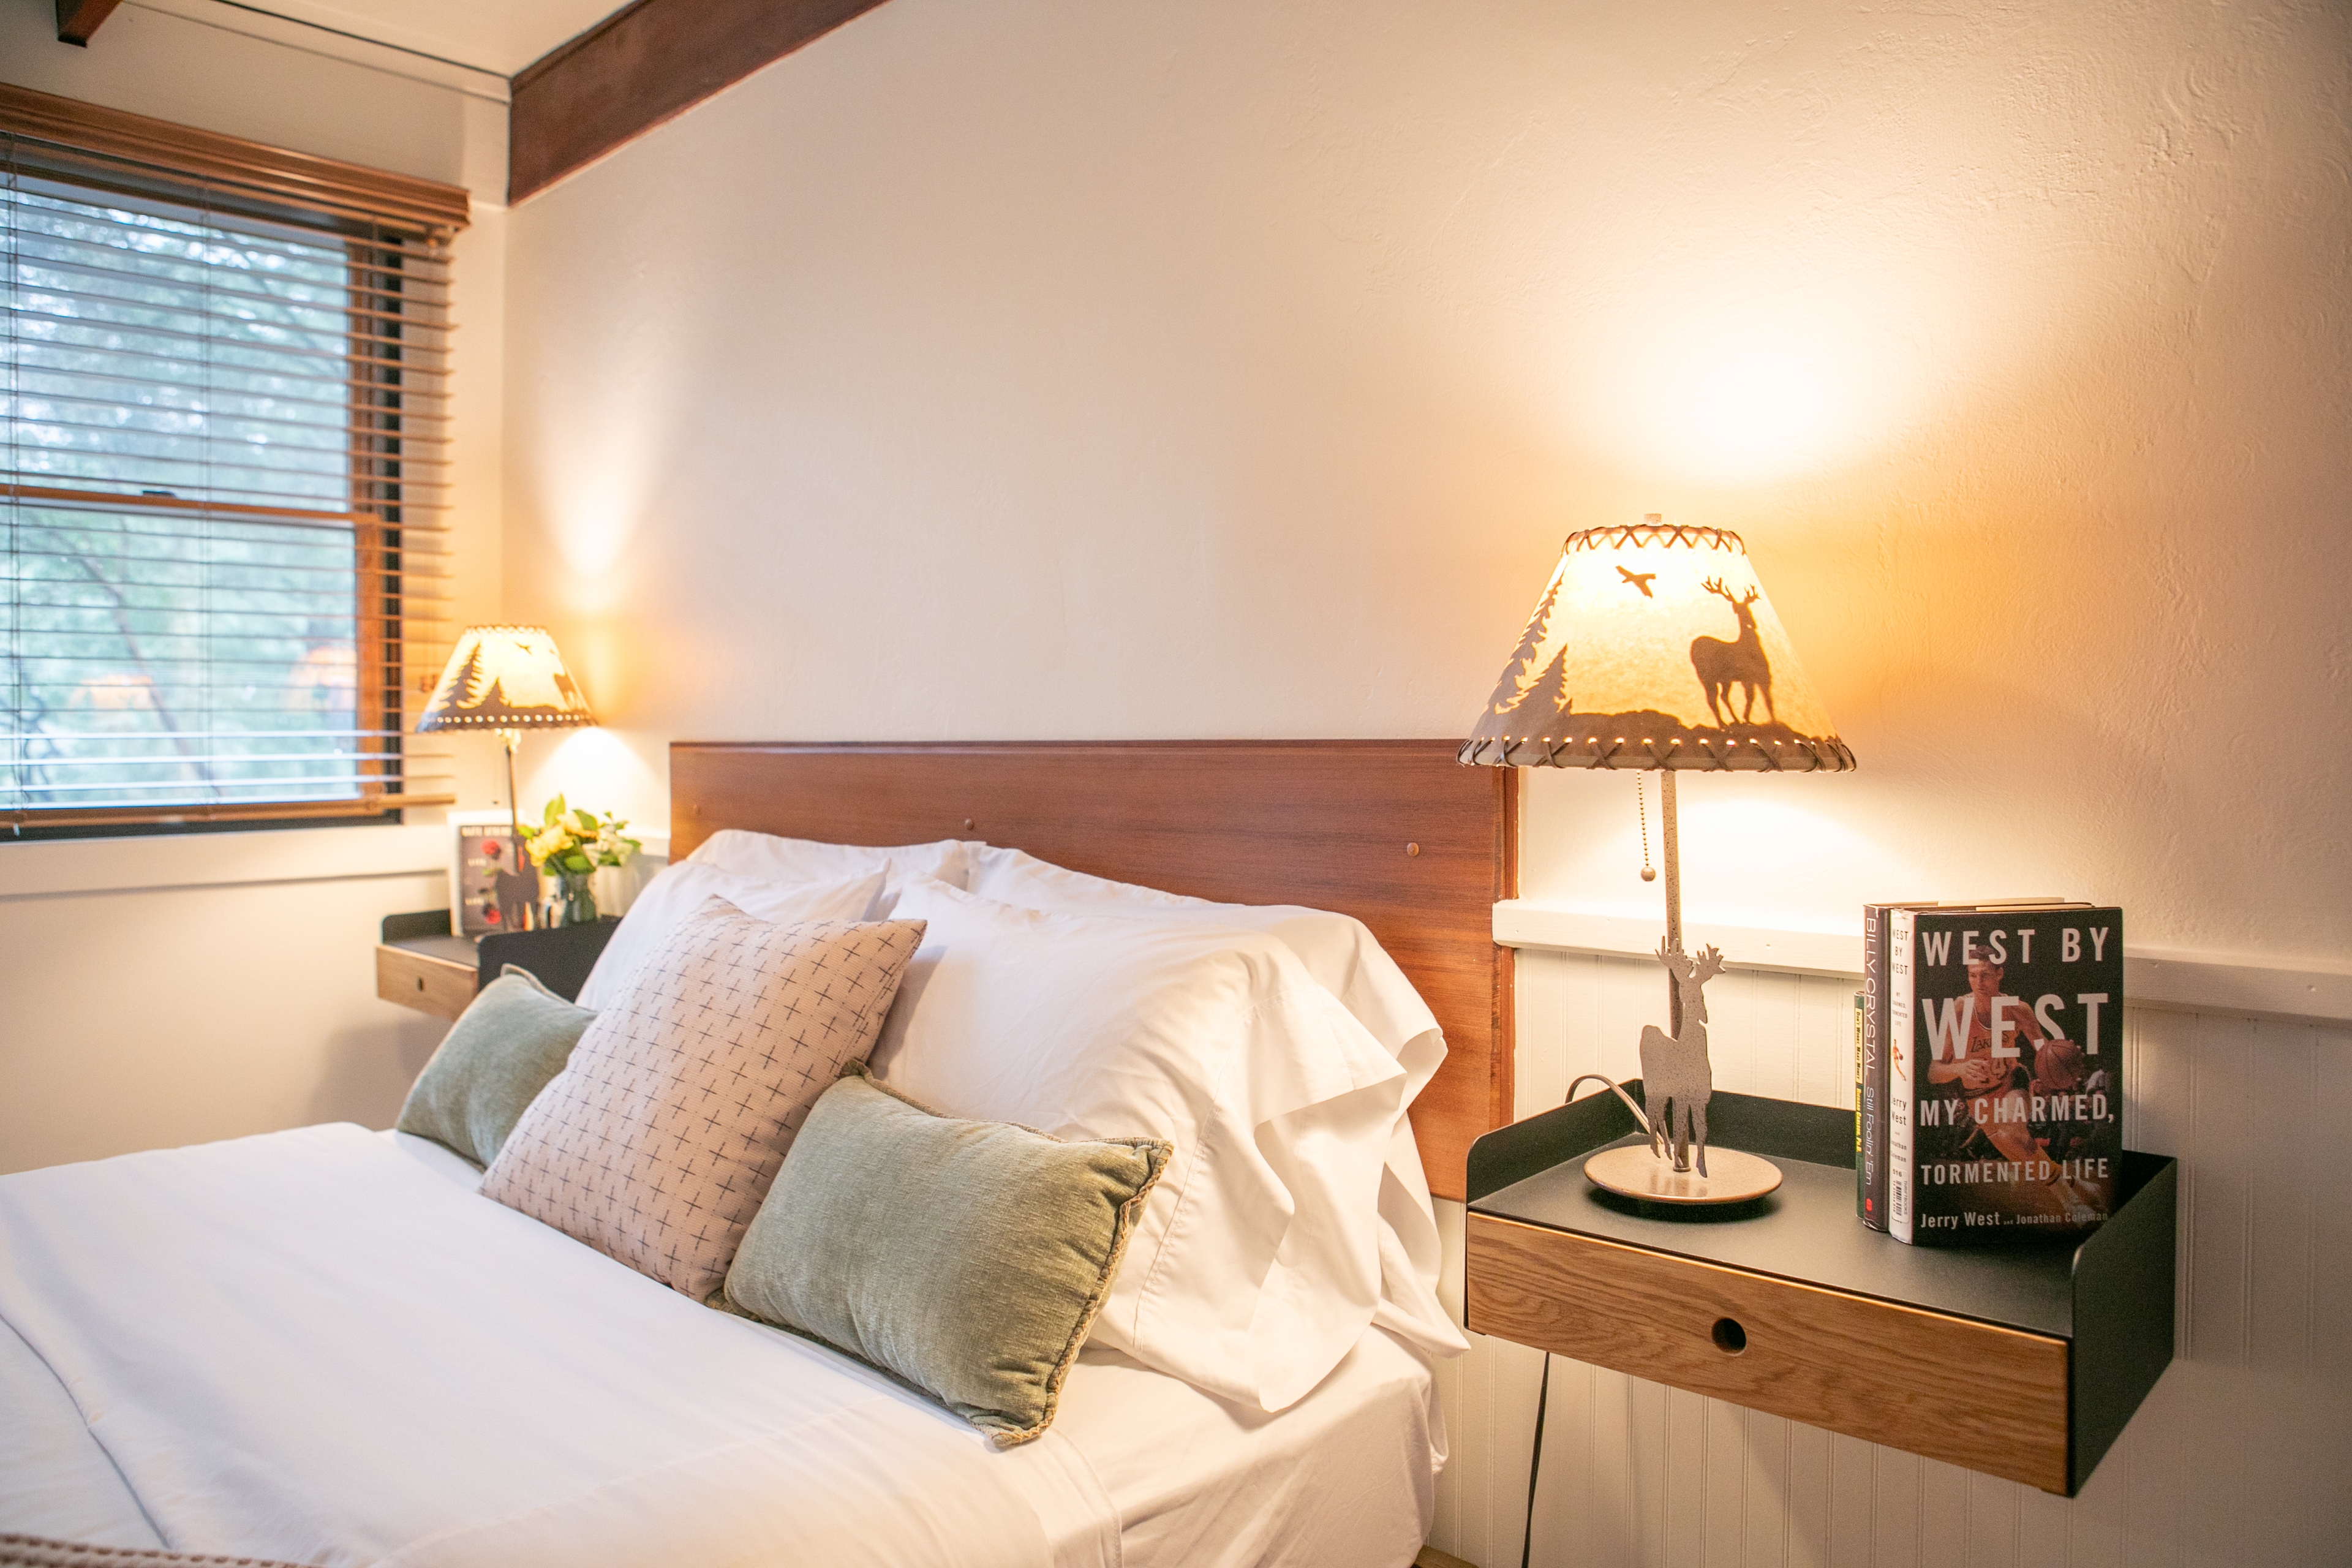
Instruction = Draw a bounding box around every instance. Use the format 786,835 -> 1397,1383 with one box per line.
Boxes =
526,825 -> 576,866
529,799 -> 639,870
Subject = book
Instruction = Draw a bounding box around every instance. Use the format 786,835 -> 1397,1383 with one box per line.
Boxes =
1886,904 -> 2123,1245
1857,900 -> 1939,1231
1851,989 -> 1865,1218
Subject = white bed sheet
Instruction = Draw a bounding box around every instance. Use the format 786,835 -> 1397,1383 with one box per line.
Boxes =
0,1312 -> 162,1551
0,1126 -> 1112,1568
1054,1333 -> 1442,1568
1,1128 -> 1440,1568
390,1132 -> 1447,1568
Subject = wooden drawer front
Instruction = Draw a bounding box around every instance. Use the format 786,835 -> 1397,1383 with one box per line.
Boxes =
1467,1213 -> 2070,1493
375,944 -> 475,1020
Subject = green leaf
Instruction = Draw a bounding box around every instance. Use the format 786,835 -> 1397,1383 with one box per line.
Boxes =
573,808 -> 598,834
561,851 -> 592,874
543,794 -> 567,826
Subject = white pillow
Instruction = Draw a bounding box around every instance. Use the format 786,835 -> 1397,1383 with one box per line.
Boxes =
963,846 -> 1464,1359
967,846 -> 1439,1060
869,878 -> 1406,1411
686,832 -> 978,903
574,862 -> 885,1011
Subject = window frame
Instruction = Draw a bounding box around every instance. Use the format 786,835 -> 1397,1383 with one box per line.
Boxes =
1,83 -> 469,836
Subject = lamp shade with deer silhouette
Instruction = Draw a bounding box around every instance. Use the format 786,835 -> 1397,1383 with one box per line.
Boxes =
415,626 -> 596,734
1461,519 -> 1853,771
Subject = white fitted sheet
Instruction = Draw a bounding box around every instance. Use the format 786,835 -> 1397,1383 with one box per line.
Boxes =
1,1128 -> 1439,1568
389,1131 -> 1445,1568
1054,1331 -> 1442,1568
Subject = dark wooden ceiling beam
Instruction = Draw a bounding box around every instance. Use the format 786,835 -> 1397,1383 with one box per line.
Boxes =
55,0 -> 123,46
509,0 -> 895,204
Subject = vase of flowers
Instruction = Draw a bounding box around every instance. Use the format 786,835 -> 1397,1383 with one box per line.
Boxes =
524,796 -> 641,926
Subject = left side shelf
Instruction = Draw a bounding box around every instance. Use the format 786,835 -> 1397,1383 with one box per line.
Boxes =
376,910 -> 617,1018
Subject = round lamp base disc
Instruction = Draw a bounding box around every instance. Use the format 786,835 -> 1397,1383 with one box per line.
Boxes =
1583,1144 -> 1784,1206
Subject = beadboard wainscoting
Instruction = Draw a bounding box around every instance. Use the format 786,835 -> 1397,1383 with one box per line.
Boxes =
1425,945 -> 2351,1568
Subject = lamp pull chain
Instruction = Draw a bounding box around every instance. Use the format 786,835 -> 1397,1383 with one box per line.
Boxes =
1637,774 -> 1657,883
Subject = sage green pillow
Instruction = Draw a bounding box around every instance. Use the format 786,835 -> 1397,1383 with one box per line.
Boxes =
396,967 -> 594,1167
723,1061 -> 1170,1446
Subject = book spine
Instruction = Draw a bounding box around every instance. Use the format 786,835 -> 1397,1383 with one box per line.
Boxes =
1888,908 -> 1918,1243
1860,904 -> 1890,1230
1852,987 -> 1865,1218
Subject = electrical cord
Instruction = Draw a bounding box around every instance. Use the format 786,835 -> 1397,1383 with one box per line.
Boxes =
1520,1351 -> 1551,1568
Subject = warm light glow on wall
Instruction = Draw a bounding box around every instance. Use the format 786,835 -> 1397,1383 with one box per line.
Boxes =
1520,773 -> 1933,932
1581,292 -> 1931,487
1630,323 -> 1861,483
540,462 -> 650,605
527,726 -> 667,838
524,345 -> 684,606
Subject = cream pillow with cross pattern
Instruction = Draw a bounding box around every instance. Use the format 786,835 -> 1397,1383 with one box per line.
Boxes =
483,897 -> 925,1302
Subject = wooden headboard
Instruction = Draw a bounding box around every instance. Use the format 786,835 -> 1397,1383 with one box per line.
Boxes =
670,739 -> 1517,1200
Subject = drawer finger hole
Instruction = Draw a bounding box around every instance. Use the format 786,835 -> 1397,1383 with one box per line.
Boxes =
1711,1317 -> 1748,1354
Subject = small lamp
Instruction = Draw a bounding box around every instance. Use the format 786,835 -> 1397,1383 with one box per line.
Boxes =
415,625 -> 596,848
1463,516 -> 1853,1203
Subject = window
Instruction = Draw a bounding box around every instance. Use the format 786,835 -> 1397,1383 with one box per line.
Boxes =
2,85 -> 466,834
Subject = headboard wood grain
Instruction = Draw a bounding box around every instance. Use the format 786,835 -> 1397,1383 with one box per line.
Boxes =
671,739 -> 1516,1200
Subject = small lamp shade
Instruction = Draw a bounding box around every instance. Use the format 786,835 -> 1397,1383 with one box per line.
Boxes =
416,626 -> 595,733
1461,521 -> 1852,771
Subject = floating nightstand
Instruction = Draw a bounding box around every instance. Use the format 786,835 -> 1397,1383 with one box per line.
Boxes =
376,910 -> 618,1019
1463,1084 -> 2177,1496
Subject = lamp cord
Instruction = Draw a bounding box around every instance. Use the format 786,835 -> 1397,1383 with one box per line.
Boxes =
1520,1351 -> 1551,1568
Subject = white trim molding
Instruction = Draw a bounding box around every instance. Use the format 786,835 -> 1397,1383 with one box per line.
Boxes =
1,826 -> 671,905
1493,899 -> 2352,1025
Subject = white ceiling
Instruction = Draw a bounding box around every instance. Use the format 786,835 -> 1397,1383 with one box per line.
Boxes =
211,0 -> 635,77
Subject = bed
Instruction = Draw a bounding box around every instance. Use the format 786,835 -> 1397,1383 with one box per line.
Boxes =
0,739 -> 1518,1568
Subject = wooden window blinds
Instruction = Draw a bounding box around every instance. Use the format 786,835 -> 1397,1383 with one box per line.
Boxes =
1,84 -> 469,833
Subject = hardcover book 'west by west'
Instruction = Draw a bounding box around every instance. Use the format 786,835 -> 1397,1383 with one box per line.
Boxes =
1887,905 -> 2124,1245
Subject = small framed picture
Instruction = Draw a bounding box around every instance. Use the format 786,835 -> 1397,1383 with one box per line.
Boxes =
450,811 -> 542,939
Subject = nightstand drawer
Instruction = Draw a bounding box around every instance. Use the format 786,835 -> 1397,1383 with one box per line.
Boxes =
375,943 -> 476,1020
1466,1212 -> 2070,1493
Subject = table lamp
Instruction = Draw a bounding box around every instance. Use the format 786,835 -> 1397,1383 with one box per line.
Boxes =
1461,515 -> 1854,1204
415,625 -> 597,847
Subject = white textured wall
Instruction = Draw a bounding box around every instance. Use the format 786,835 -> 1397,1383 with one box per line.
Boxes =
503,0 -> 2348,968
0,2 -> 511,1172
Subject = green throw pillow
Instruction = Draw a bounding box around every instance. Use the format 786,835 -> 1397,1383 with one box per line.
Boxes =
723,1060 -> 1170,1446
396,966 -> 594,1167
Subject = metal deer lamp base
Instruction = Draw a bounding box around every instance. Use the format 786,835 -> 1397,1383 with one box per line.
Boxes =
1569,935 -> 1785,1209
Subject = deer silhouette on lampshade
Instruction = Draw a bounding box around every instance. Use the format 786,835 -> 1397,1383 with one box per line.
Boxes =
1691,578 -> 1775,726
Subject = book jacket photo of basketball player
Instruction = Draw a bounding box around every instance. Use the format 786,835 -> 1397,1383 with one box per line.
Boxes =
1905,910 -> 2124,1237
